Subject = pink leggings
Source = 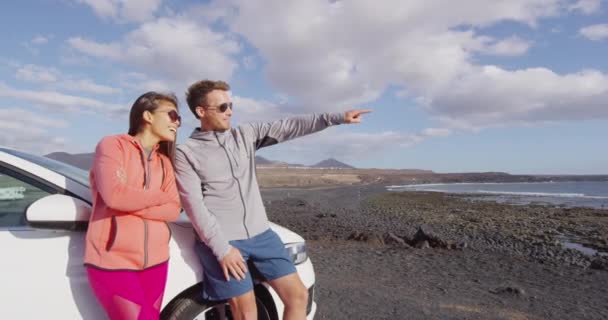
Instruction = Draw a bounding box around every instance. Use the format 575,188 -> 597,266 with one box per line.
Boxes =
86,262 -> 168,320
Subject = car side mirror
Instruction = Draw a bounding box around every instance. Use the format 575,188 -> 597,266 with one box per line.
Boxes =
26,194 -> 91,231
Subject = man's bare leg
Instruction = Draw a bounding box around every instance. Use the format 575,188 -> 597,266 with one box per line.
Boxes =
269,273 -> 309,320
228,290 -> 257,320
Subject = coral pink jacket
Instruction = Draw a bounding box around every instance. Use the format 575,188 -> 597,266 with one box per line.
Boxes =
84,134 -> 181,270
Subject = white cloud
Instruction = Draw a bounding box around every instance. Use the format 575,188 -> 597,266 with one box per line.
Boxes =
183,1 -> 234,23
0,83 -> 125,113
77,0 -> 116,18
0,58 -> 20,68
422,128 -> 452,137
478,36 -> 532,56
580,23 -> 608,41
59,79 -> 121,95
206,0 -> 608,130
68,37 -> 122,59
116,72 -> 175,97
76,0 -> 162,23
31,35 -> 49,45
257,124 -> 457,165
22,35 -> 52,55
14,64 -> 121,95
258,128 -> 426,166
121,0 -> 163,23
429,66 -> 608,127
15,64 -> 59,83
60,52 -> 92,66
68,17 -> 240,85
569,0 -> 602,14
0,108 -> 68,154
0,108 -> 67,129
231,96 -> 294,125
223,0 -> 563,109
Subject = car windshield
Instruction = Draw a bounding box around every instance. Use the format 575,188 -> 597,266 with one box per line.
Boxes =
1,148 -> 90,188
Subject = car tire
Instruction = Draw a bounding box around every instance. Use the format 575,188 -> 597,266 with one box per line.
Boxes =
161,283 -> 274,320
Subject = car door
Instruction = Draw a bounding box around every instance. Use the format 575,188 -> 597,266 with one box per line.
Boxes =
0,164 -> 105,319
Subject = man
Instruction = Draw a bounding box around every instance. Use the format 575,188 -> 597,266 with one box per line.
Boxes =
174,80 -> 371,320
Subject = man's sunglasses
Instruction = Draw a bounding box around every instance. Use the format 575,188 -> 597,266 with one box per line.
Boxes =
156,109 -> 182,126
206,102 -> 233,113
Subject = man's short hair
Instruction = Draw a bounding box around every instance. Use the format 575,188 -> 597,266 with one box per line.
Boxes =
185,80 -> 230,119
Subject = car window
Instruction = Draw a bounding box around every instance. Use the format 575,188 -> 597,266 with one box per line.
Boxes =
0,168 -> 54,227
0,148 -> 90,188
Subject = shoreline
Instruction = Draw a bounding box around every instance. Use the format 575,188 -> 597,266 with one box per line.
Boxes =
264,181 -> 608,209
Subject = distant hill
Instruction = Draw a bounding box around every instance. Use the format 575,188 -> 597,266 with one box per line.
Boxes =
46,152 -> 94,170
255,155 -> 274,165
45,152 -> 310,169
255,155 -> 305,167
311,158 -> 355,169
44,152 -> 348,170
41,151 -> 608,185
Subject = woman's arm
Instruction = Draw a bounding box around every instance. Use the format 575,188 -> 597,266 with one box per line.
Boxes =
127,158 -> 182,221
92,136 -> 172,212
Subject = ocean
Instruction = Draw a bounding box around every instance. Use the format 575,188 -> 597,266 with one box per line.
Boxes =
386,181 -> 608,209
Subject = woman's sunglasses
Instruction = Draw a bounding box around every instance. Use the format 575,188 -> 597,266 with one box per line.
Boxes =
156,109 -> 182,126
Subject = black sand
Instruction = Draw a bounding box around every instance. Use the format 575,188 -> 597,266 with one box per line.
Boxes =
262,185 -> 608,320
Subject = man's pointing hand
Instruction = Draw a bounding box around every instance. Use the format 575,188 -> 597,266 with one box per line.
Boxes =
344,109 -> 372,124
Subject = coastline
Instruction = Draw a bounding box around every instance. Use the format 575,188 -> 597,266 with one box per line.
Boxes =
386,180 -> 608,209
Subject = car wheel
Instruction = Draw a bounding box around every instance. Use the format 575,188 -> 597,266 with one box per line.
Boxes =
161,284 -> 274,320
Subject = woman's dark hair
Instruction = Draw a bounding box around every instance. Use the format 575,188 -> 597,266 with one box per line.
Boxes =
128,91 -> 179,163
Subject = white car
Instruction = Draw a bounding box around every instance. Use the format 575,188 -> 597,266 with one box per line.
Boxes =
0,146 -> 316,320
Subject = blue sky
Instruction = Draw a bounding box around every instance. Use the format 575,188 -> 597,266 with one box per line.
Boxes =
1,0 -> 607,174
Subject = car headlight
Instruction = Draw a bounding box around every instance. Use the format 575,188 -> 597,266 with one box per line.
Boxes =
285,242 -> 308,265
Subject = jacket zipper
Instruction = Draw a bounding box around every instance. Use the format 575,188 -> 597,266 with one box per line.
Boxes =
160,158 -> 171,242
142,152 -> 152,268
215,132 -> 250,238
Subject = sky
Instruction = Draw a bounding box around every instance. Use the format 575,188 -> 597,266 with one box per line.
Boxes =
1,0 -> 607,174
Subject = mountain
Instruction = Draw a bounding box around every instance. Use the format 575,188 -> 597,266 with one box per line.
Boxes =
255,156 -> 274,165
46,152 -> 94,170
255,155 -> 305,167
41,152 -> 608,184
311,158 -> 355,169
45,152 -> 306,169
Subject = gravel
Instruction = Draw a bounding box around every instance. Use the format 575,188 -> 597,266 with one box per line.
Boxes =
262,185 -> 608,320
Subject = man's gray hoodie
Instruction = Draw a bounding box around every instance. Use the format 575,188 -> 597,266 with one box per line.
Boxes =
174,113 -> 345,260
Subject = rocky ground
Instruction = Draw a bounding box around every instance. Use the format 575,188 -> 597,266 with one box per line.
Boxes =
262,185 -> 608,320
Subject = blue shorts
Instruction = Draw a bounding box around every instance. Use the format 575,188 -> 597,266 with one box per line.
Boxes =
195,228 -> 297,301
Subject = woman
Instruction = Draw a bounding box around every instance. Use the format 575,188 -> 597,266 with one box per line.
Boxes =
84,92 -> 182,319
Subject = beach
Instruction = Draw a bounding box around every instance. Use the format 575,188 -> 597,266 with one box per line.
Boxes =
262,185 -> 608,320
